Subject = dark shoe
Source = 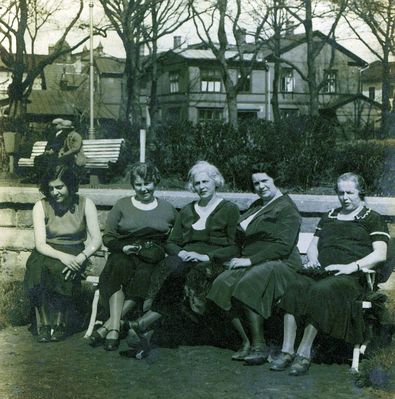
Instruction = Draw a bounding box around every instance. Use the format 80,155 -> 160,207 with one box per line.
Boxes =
51,324 -> 66,342
244,343 -> 269,366
270,352 -> 295,371
288,355 -> 311,376
231,346 -> 251,361
104,329 -> 120,351
88,326 -> 108,347
37,325 -> 51,343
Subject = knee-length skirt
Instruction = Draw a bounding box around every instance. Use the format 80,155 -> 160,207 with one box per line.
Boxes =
24,243 -> 86,305
207,260 -> 298,319
279,273 -> 365,344
99,252 -> 157,306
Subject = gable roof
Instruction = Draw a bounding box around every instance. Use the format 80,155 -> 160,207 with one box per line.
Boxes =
95,57 -> 125,75
265,31 -> 367,66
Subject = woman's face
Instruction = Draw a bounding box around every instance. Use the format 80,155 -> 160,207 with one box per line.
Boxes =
48,178 -> 69,203
337,180 -> 362,213
133,175 -> 156,203
252,172 -> 278,201
193,171 -> 217,201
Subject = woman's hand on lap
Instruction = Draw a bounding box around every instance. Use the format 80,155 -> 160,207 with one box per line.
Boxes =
178,250 -> 209,262
325,263 -> 357,275
227,258 -> 252,269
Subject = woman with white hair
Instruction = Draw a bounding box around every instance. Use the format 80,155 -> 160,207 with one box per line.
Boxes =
124,161 -> 240,358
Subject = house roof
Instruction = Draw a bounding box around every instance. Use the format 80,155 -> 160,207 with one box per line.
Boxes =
321,93 -> 382,110
161,47 -> 269,67
26,90 -> 117,119
265,31 -> 367,67
95,57 -> 125,75
361,60 -> 395,82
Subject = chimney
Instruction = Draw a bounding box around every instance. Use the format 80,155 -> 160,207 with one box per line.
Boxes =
285,20 -> 296,36
173,36 -> 182,49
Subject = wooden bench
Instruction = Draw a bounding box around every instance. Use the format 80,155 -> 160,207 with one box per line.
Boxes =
18,139 -> 125,170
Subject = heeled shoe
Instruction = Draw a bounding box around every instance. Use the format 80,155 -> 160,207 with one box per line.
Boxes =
37,325 -> 51,343
88,326 -> 108,347
104,329 -> 120,351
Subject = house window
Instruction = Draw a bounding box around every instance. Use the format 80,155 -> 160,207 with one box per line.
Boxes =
169,71 -> 180,93
238,72 -> 251,92
323,70 -> 337,93
198,108 -> 223,121
280,68 -> 294,92
200,69 -> 221,92
368,87 -> 375,100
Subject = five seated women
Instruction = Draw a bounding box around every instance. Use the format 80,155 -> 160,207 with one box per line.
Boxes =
23,160 -> 390,372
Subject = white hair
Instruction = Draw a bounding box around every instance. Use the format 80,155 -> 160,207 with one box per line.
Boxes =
186,161 -> 225,192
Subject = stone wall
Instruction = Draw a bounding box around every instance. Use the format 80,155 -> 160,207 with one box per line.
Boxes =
1,187 -> 394,286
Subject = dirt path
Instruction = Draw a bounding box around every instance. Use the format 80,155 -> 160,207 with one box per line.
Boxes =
0,326 -> 391,399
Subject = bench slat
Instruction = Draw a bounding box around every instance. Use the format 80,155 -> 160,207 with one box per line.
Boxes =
18,138 -> 125,170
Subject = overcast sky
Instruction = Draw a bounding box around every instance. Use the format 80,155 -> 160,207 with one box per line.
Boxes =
31,2 -> 382,63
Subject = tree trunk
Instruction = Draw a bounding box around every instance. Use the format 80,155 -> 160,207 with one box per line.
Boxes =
381,50 -> 391,138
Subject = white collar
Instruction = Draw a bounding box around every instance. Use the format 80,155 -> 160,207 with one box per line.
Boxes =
131,196 -> 158,211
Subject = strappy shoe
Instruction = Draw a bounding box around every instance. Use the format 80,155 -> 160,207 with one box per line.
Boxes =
37,325 -> 51,343
88,326 -> 108,347
231,345 -> 251,361
288,355 -> 311,376
270,352 -> 295,371
104,329 -> 120,351
244,343 -> 269,366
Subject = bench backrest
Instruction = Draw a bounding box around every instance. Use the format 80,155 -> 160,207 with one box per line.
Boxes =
18,138 -> 125,169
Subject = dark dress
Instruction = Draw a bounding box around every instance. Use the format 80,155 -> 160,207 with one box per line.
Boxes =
99,197 -> 177,308
207,194 -> 302,319
24,196 -> 88,305
149,199 -> 240,316
279,206 -> 390,344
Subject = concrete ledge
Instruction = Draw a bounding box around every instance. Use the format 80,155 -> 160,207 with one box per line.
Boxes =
1,187 -> 394,215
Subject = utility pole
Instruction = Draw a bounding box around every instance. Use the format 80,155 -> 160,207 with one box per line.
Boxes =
89,0 -> 95,139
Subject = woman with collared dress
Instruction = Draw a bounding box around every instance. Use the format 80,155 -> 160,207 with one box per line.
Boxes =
207,163 -> 302,364
269,172 -> 389,376
88,162 -> 177,351
124,161 -> 240,358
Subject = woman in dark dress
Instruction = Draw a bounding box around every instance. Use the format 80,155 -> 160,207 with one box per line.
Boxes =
207,163 -> 302,363
125,161 -> 240,358
89,162 -> 177,351
270,172 -> 389,376
24,165 -> 102,342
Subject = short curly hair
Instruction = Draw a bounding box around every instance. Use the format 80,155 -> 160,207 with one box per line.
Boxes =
129,161 -> 161,186
186,161 -> 225,192
39,164 -> 79,198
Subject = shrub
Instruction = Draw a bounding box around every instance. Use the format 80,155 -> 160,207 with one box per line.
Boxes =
0,280 -> 30,330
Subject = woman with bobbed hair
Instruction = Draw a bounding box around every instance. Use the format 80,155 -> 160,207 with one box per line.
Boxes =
270,172 -> 389,376
89,162 -> 177,351
24,165 -> 102,342
125,161 -> 240,357
207,163 -> 302,363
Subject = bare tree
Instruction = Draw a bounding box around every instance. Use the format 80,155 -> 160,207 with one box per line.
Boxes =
99,0 -> 189,133
279,0 -> 349,117
341,0 -> 395,137
189,0 -> 269,128
0,0 -> 98,124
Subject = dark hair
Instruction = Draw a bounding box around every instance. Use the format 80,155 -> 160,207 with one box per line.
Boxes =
335,172 -> 366,200
130,162 -> 161,186
39,164 -> 80,198
249,162 -> 277,191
